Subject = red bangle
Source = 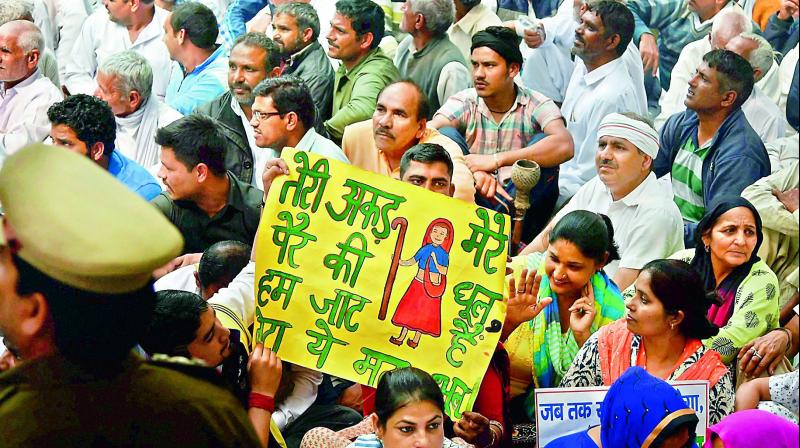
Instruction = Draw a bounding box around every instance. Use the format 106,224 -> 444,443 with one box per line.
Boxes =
248,392 -> 275,413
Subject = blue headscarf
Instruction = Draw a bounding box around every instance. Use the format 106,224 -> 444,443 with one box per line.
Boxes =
601,367 -> 700,448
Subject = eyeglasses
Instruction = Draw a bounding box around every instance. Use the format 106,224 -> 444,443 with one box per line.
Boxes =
252,111 -> 284,122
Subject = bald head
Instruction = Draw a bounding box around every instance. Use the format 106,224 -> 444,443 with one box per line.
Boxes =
0,20 -> 42,84
709,9 -> 750,50
726,33 -> 774,82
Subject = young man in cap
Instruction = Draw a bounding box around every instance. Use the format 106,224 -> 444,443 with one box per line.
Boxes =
0,144 -> 260,447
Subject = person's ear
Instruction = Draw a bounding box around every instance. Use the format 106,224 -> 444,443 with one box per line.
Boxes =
720,90 -> 738,108
26,49 -> 40,69
195,163 -> 209,183
670,310 -> 685,330
605,33 -> 621,53
642,154 -> 653,172
358,32 -> 374,52
269,65 -> 283,78
371,414 -> 383,439
194,270 -> 202,290
597,252 -> 609,271
90,142 -> 105,161
302,27 -> 314,44
449,183 -> 455,197
508,61 -> 521,79
285,111 -> 299,132
129,90 -> 143,110
177,28 -> 186,46
18,292 -> 50,341
701,232 -> 711,250
415,117 -> 427,139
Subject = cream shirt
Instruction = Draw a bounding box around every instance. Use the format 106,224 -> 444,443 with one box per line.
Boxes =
0,70 -> 63,161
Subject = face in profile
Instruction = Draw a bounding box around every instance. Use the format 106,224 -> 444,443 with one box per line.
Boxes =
625,269 -> 674,338
187,307 -> 231,367
374,400 -> 445,448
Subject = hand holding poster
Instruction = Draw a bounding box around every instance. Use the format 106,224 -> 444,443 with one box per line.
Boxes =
253,148 -> 509,418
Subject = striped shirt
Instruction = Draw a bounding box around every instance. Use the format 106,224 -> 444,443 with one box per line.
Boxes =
671,136 -> 712,223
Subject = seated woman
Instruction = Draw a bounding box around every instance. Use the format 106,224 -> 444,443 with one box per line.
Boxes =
503,210 -> 626,424
560,259 -> 733,424
735,369 -> 799,423
704,409 -> 799,447
547,366 -> 701,448
676,197 -> 780,364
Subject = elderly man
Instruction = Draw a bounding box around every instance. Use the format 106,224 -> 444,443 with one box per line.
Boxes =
63,0 -> 171,99
395,0 -> 470,116
521,113 -> 684,291
164,2 -> 228,115
0,0 -> 62,88
94,50 -> 182,169
153,114 -> 263,254
449,0 -> 502,62
431,26 -> 572,237
558,1 -> 647,205
342,80 -> 475,202
197,32 -> 282,187
657,10 -> 782,128
0,144 -> 260,447
0,20 -> 62,159
249,76 -> 347,186
48,94 -> 161,200
655,49 -> 770,245
273,2 -> 334,129
154,240 -> 253,299
324,0 -> 399,143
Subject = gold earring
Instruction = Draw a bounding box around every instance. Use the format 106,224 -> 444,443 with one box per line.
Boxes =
704,244 -> 710,253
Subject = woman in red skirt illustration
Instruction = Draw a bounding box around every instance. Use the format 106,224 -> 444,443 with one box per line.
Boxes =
389,218 -> 454,348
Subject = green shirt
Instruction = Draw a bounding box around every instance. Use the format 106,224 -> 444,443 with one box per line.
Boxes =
325,48 -> 399,142
152,172 -> 263,253
671,136 -> 712,223
0,353 -> 261,447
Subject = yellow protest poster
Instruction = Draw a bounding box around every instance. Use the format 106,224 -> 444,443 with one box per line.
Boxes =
253,148 -> 509,418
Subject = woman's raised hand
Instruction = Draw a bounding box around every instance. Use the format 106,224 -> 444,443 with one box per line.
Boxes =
503,269 -> 552,340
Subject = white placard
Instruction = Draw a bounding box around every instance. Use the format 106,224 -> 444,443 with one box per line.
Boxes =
535,380 -> 709,447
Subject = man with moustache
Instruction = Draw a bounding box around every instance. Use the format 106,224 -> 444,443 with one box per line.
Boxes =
152,114 -> 263,254
521,112 -> 684,291
197,32 -> 283,187
341,80 -> 476,203
273,2 -> 334,130
429,26 -> 572,238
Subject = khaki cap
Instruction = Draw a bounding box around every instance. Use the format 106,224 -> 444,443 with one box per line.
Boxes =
0,144 -> 184,293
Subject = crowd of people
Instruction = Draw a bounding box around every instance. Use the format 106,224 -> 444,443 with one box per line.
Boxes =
0,0 -> 799,447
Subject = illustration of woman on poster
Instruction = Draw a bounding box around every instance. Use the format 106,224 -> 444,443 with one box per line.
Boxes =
389,218 -> 454,348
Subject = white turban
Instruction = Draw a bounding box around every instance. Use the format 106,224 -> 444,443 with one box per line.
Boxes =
596,113 -> 660,159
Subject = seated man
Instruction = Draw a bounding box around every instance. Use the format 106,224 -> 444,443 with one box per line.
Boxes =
342,79 -> 475,203
655,49 -> 770,246
521,112 -> 684,291
153,114 -> 263,254
154,240 -> 252,299
324,0 -> 399,143
273,2 -> 335,129
197,32 -> 283,187
430,26 -> 572,238
164,2 -> 228,115
0,20 -> 62,158
94,50 -> 182,170
0,2 -> 61,92
0,144 -> 259,446
448,0 -> 502,63
742,161 -> 799,311
394,0 -> 470,116
249,76 -> 348,184
63,0 -> 171,98
47,94 -> 161,200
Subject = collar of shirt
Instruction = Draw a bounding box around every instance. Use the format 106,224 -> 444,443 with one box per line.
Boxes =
183,45 -> 226,76
0,68 -> 42,98
453,3 -> 492,35
295,128 -> 319,151
131,6 -> 170,47
287,41 -> 318,68
602,171 -> 658,207
476,85 -> 530,122
581,57 -> 624,87
335,47 -> 383,79
224,172 -> 249,212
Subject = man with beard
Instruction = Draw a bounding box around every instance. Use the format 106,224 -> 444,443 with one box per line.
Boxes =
521,112 -> 684,292
558,0 -> 646,207
273,2 -> 335,131
197,32 -> 283,187
63,0 -> 172,99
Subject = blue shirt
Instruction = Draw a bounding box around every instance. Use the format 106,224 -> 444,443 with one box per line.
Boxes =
165,45 -> 228,115
413,244 -> 449,273
108,151 -> 161,201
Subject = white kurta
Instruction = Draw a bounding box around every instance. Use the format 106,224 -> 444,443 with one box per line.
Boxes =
558,58 -> 648,203
115,100 -> 182,170
0,70 -> 63,161
742,86 -> 788,144
447,3 -> 503,63
549,173 -> 685,277
63,7 -> 171,99
33,0 -> 92,79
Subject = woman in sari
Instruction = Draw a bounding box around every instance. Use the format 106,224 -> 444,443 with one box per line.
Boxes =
679,197 -> 780,364
547,366 -> 701,448
503,210 -> 626,423
560,259 -> 734,424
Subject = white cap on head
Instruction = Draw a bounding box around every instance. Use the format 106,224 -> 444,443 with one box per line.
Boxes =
597,113 -> 660,159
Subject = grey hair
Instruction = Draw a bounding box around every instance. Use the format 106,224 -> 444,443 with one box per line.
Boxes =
738,32 -> 775,79
710,8 -> 751,39
0,0 -> 33,24
409,0 -> 455,36
15,21 -> 44,53
97,50 -> 154,102
275,2 -> 320,41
